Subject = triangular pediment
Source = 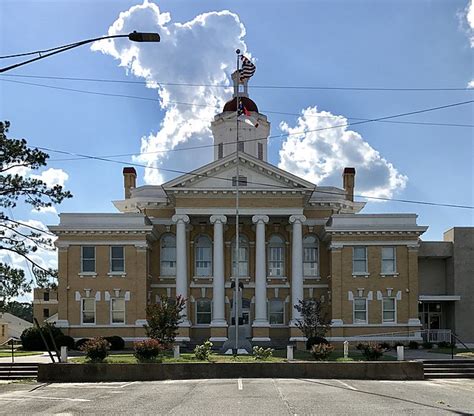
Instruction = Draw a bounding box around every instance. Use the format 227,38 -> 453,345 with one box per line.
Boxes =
162,152 -> 315,192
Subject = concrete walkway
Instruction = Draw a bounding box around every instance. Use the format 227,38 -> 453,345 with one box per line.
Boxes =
387,349 -> 474,361
0,353 -> 55,363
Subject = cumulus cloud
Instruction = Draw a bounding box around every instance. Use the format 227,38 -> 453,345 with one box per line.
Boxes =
30,168 -> 69,188
278,107 -> 408,199
467,0 -> 474,46
91,1 -> 247,184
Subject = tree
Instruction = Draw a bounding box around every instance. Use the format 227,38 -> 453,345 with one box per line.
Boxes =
0,300 -> 33,322
0,120 -> 72,308
144,295 -> 186,347
293,299 -> 331,343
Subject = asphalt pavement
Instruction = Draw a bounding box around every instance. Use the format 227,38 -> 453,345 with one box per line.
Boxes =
0,378 -> 472,415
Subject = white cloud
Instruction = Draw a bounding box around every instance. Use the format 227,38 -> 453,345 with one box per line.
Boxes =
278,107 -> 408,199
30,168 -> 69,188
468,80 -> 474,88
467,0 -> 474,46
92,1 -> 247,184
31,205 -> 58,215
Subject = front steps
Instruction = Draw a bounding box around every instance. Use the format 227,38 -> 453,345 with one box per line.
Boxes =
423,359 -> 474,378
0,363 -> 39,380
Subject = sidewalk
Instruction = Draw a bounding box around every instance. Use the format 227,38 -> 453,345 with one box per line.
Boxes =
0,353 -> 55,363
389,349 -> 474,361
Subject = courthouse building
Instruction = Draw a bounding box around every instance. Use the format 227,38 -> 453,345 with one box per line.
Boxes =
46,73 -> 473,348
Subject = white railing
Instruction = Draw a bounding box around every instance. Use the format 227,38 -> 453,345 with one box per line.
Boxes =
422,329 -> 452,343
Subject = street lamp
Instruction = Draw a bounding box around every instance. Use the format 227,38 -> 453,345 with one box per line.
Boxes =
0,31 -> 160,73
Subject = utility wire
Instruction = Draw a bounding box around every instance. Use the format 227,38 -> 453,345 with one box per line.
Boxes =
1,72 -> 473,91
41,98 -> 474,163
0,41 -> 83,59
35,144 -> 474,210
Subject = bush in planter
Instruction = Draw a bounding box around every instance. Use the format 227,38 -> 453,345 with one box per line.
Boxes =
194,340 -> 213,361
422,341 -> 433,349
133,339 -> 164,362
306,336 -> 329,351
380,342 -> 391,350
356,343 -> 365,351
310,343 -> 335,360
360,342 -> 384,360
75,338 -> 90,350
408,341 -> 419,350
253,346 -> 274,360
105,336 -> 125,351
55,335 -> 75,350
437,341 -> 453,349
80,337 -> 110,362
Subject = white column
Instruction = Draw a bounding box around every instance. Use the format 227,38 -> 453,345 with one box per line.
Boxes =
210,215 -> 227,328
252,215 -> 270,327
289,214 -> 306,325
172,214 -> 191,326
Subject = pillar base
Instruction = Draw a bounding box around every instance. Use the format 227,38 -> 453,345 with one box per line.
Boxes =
176,325 -> 190,342
252,325 -> 270,341
210,326 -> 228,342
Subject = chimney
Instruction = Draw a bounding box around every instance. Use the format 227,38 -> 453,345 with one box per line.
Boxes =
123,167 -> 137,199
342,167 -> 355,202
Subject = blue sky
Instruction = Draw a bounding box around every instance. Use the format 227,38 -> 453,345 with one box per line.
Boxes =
0,0 -> 473,270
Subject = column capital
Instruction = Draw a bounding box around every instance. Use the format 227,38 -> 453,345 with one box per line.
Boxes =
172,214 -> 190,225
252,214 -> 269,224
289,214 -> 307,224
210,215 -> 227,225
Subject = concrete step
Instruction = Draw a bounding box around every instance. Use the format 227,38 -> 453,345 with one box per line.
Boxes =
425,373 -> 474,379
0,363 -> 39,380
422,359 -> 474,364
424,368 -> 474,374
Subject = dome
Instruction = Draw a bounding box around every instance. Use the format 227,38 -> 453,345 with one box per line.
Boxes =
223,96 -> 258,113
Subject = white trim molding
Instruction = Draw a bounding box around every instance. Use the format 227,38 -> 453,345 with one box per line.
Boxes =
419,295 -> 461,301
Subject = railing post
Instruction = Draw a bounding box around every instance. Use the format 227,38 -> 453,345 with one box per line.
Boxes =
451,332 -> 454,360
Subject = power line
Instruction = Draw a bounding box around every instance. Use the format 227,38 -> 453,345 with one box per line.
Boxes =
0,41 -> 83,59
1,72 -> 473,91
41,97 -> 474,163
35,144 -> 474,210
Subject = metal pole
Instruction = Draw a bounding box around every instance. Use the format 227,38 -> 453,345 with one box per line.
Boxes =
11,339 -> 14,364
234,49 -> 240,353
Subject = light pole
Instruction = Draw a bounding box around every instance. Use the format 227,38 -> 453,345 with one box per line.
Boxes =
0,31 -> 160,73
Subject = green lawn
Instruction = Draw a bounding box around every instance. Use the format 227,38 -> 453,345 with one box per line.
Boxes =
0,350 -> 45,357
428,348 -> 473,356
70,349 -> 397,364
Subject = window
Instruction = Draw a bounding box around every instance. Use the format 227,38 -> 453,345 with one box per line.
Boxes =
382,297 -> 396,323
258,142 -> 264,160
353,247 -> 368,274
43,292 -> 50,301
160,234 -> 177,276
232,176 -> 247,186
218,142 -> 223,159
195,235 -> 212,276
353,298 -> 367,324
81,298 -> 95,324
111,298 -> 125,324
269,299 -> 284,324
303,235 -> 319,277
232,235 -> 249,277
81,246 -> 95,273
237,141 -> 244,152
382,247 -> 396,274
110,246 -> 125,272
268,235 -> 285,277
43,308 -> 49,318
196,298 -> 212,324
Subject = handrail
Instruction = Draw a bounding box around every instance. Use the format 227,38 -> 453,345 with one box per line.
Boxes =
451,332 -> 472,359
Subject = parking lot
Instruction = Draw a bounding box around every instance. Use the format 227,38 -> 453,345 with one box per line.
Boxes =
0,378 -> 473,415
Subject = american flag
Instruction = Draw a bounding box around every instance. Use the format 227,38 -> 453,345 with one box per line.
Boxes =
239,55 -> 256,81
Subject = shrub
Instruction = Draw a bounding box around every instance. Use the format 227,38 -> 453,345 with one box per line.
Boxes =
437,341 -> 452,349
408,341 -> 419,350
310,343 -> 335,360
356,343 -> 364,351
55,335 -> 75,350
380,342 -> 391,350
306,336 -> 329,351
253,346 -> 274,360
133,339 -> 163,362
422,341 -> 433,349
105,336 -> 125,351
360,342 -> 384,360
20,323 -> 64,351
393,342 -> 405,348
75,338 -> 90,350
80,337 -> 110,362
194,340 -> 213,361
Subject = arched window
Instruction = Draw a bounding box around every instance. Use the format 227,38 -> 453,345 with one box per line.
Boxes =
196,298 -> 212,324
232,235 -> 249,277
268,234 -> 285,277
303,235 -> 319,277
160,234 -> 176,276
268,299 -> 285,324
195,235 -> 212,276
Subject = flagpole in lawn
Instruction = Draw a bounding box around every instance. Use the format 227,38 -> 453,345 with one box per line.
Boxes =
234,48 -> 241,353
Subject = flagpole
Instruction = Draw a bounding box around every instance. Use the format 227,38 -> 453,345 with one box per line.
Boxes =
234,48 -> 240,353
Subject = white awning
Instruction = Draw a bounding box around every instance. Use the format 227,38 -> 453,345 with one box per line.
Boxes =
419,295 -> 461,301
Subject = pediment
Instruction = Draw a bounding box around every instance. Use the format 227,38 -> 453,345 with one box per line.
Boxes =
162,152 -> 315,192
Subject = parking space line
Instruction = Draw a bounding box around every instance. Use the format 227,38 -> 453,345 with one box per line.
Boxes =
0,395 -> 90,402
335,380 -> 358,391
237,378 -> 243,390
